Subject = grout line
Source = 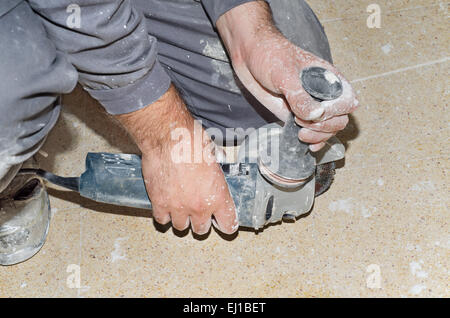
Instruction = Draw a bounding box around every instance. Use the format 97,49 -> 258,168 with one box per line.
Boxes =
320,2 -> 447,23
387,2 -> 449,14
338,154 -> 448,172
350,57 -> 450,83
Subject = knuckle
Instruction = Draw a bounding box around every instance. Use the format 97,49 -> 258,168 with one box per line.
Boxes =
292,99 -> 318,119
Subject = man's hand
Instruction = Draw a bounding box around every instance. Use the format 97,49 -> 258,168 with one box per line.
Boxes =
116,85 -> 238,235
217,1 -> 359,151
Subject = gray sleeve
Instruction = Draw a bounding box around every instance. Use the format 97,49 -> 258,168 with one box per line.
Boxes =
28,0 -> 171,115
200,0 -> 268,25
0,1 -> 78,180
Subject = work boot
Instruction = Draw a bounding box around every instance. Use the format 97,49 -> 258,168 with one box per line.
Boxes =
0,158 -> 51,265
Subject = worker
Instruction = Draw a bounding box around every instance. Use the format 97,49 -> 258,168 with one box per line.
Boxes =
0,0 -> 358,265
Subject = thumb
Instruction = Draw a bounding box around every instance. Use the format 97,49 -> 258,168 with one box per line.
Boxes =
232,61 -> 291,121
212,180 -> 239,235
274,66 -> 324,121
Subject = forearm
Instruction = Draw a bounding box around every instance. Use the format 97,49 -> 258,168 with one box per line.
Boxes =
216,1 -> 278,63
116,85 -> 194,154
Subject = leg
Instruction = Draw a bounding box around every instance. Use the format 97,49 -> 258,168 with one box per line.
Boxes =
0,2 -> 77,189
267,0 -> 333,63
133,0 -> 331,143
0,1 -> 77,265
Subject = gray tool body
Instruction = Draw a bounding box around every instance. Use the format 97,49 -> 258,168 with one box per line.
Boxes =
21,67 -> 346,230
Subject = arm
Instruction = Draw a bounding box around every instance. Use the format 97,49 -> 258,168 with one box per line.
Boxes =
29,0 -> 237,234
216,1 -> 359,151
28,0 -> 171,115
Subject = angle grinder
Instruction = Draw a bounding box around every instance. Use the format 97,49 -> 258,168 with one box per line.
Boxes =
19,67 -> 345,230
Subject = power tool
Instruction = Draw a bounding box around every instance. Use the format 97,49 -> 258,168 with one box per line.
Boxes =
20,67 -> 345,230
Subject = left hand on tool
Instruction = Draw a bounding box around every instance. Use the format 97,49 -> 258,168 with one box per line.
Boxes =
217,1 -> 359,151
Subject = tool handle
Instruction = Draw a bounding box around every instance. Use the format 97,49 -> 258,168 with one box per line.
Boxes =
77,153 -> 258,229
271,67 -> 344,181
284,67 -> 342,134
79,153 -> 152,209
281,67 -> 343,150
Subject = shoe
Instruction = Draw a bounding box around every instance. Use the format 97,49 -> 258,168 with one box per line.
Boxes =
0,158 -> 51,265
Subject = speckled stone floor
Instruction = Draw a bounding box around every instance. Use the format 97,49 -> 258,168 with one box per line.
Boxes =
1,0 -> 448,297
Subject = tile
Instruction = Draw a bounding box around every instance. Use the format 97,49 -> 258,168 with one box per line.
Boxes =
324,5 -> 449,81
308,0 -> 443,22
336,61 -> 449,169
310,157 -> 449,297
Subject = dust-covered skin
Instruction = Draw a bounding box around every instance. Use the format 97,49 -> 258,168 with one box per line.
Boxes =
117,86 -> 238,235
217,2 -> 359,151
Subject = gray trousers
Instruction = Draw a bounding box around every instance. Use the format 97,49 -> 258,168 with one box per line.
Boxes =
0,0 -> 331,192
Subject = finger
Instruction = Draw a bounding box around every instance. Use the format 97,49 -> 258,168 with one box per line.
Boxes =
152,207 -> 171,225
186,165 -> 237,235
280,50 -> 340,120
319,77 -> 359,120
212,198 -> 239,235
277,67 -> 325,121
288,53 -> 355,121
210,172 -> 239,234
298,128 -> 335,144
309,142 -> 326,152
190,215 -> 212,235
295,115 -> 349,133
171,213 -> 190,231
